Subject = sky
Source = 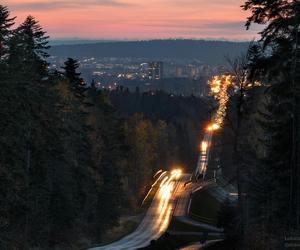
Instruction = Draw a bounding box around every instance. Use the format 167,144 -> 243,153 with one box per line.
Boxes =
3,0 -> 260,40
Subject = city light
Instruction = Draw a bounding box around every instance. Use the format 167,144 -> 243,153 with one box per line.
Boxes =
208,74 -> 233,127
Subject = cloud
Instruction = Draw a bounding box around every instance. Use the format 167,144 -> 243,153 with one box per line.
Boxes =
3,0 -> 259,40
159,0 -> 241,7
206,21 -> 246,29
140,19 -> 246,30
7,0 -> 132,11
137,18 -> 260,39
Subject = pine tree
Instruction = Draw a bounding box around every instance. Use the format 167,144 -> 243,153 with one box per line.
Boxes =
0,5 -> 15,60
62,58 -> 86,101
243,0 -> 300,245
0,7 -> 133,249
1,14 -> 56,248
8,15 -> 50,78
62,58 -> 81,83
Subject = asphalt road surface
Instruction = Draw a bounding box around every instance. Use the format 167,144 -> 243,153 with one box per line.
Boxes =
89,171 -> 183,250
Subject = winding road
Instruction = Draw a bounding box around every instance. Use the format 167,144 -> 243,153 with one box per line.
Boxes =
89,171 -> 184,250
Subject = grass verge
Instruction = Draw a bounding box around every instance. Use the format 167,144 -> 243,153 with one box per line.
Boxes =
100,220 -> 138,245
189,189 -> 220,226
139,232 -> 222,250
168,217 -> 216,233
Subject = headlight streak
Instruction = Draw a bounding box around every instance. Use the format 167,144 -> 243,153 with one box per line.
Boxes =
155,168 -> 182,233
142,171 -> 168,205
197,75 -> 234,178
208,74 -> 234,128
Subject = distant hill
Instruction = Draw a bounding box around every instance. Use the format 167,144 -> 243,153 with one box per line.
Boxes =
49,39 -> 249,65
49,39 -> 123,46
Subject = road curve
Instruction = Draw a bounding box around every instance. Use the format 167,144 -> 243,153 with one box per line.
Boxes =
89,172 -> 183,250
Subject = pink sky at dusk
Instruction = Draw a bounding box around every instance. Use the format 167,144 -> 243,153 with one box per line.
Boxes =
3,0 -> 260,40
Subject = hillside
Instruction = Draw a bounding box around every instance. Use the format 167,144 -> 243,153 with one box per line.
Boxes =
49,39 -> 249,65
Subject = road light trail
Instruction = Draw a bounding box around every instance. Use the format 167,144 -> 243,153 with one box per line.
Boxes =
89,170 -> 182,250
208,75 -> 233,127
142,171 -> 168,205
196,127 -> 214,179
90,74 -> 235,249
195,75 -> 233,179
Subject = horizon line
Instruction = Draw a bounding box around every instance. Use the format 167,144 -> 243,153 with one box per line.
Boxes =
49,37 -> 254,43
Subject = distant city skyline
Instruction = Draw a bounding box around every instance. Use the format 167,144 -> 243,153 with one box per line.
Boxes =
4,0 -> 260,40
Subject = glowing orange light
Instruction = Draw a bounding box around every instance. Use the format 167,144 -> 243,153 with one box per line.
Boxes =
212,123 -> 220,130
171,169 -> 182,179
208,74 -> 234,127
206,123 -> 220,132
201,141 -> 208,151
153,169 -> 163,178
160,176 -> 169,187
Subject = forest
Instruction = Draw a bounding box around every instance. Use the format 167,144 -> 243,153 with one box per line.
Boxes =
1,0 -> 300,249
0,5 -> 211,249
49,39 -> 249,65
208,1 -> 300,249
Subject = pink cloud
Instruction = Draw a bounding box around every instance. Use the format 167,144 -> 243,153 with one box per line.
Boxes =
3,0 -> 260,40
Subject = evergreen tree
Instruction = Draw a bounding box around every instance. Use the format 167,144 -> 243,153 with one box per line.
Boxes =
8,15 -> 50,79
0,6 -> 141,250
0,5 -> 15,59
242,0 -> 300,246
62,57 -> 86,100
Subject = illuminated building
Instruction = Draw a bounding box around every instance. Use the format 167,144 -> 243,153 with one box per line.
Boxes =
148,62 -> 163,80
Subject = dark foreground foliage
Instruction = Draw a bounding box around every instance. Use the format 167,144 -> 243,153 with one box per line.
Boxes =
0,5 -> 211,249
